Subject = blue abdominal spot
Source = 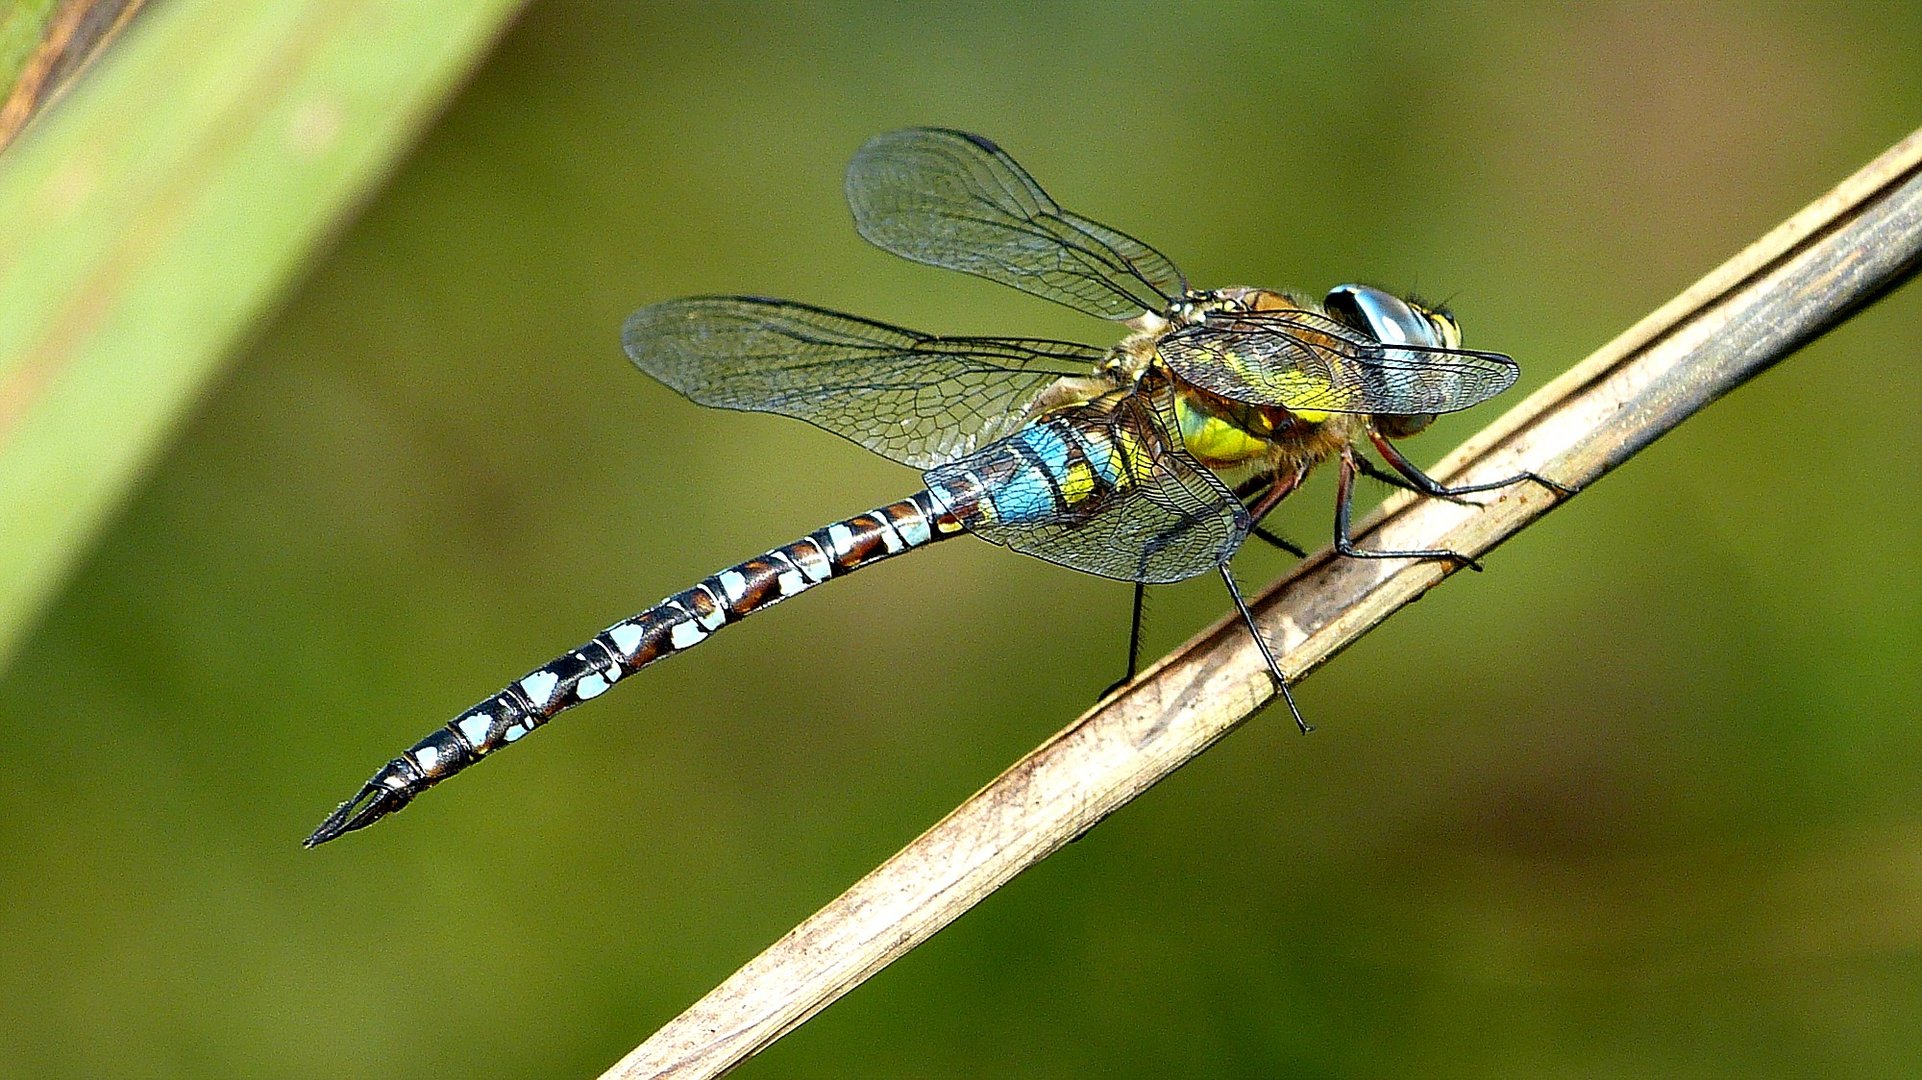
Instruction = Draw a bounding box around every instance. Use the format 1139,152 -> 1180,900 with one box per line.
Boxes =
988,468 -> 1057,523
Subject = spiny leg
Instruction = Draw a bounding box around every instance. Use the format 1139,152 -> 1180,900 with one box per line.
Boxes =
1368,429 -> 1576,499
1251,526 -> 1307,558
1351,455 -> 1474,505
1103,470 -> 1307,701
1219,564 -> 1311,734
1101,581 -> 1148,699
1334,447 -> 1485,571
1237,468 -> 1308,557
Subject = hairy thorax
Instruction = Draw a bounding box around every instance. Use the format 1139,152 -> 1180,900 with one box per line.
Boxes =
1128,286 -> 1362,475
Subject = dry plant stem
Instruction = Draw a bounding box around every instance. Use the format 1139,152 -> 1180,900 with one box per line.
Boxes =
0,0 -> 149,151
603,127 -> 1922,1080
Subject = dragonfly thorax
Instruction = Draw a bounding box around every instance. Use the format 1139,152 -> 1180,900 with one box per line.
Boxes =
1171,381 -> 1363,472
1165,286 -> 1310,328
1169,384 -> 1303,468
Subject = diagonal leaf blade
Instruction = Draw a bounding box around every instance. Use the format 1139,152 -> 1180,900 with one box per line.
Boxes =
0,0 -> 527,671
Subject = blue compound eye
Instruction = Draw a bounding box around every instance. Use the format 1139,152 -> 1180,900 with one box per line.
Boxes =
1323,284 -> 1444,349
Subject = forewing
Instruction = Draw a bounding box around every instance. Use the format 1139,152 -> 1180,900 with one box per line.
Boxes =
925,389 -> 1250,584
1159,309 -> 1521,415
623,297 -> 1104,468
846,128 -> 1186,321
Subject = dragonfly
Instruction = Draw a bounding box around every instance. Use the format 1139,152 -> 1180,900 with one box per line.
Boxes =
306,128 -> 1561,847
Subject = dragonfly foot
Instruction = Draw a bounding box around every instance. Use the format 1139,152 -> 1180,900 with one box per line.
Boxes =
1523,471 -> 1579,497
1270,676 -> 1314,733
1263,672 -> 1314,733
1334,539 -> 1484,573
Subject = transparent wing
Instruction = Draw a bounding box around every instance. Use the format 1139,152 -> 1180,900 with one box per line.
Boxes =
925,386 -> 1250,583
846,128 -> 1186,321
1158,309 -> 1520,415
623,297 -> 1106,469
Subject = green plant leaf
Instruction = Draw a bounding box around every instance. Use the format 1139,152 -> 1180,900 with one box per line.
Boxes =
0,0 -> 525,670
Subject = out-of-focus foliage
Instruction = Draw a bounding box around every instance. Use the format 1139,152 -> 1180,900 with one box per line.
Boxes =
0,0 -> 523,669
0,2 -> 59,98
0,0 -> 148,151
1,3 -> 1917,1078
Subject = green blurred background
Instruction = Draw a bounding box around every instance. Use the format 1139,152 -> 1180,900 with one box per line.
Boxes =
4,2 -> 1920,1076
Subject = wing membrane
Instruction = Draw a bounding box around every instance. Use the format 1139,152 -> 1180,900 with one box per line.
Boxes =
925,386 -> 1249,583
846,128 -> 1186,321
1157,309 -> 1520,415
623,297 -> 1104,468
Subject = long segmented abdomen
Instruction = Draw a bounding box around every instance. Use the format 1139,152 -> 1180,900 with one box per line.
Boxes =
305,491 -> 960,845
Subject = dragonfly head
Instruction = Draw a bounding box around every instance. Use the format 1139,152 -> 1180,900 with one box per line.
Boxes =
1324,284 -> 1465,439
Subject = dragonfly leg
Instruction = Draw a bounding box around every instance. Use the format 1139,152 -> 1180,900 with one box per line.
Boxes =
1230,472 -> 1276,500
1352,454 -> 1477,505
1250,526 -> 1306,557
1368,429 -> 1576,499
1335,448 -> 1485,571
1101,467 -> 1309,701
1219,564 -> 1311,733
1236,469 -> 1308,557
1101,582 -> 1149,699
